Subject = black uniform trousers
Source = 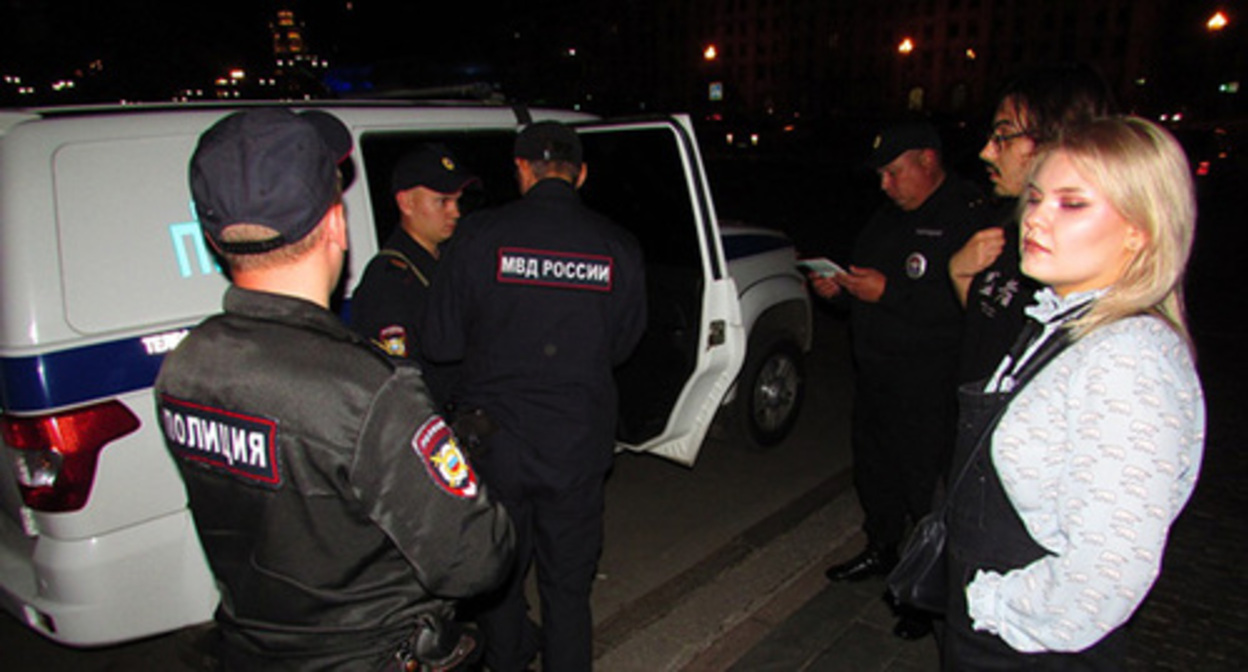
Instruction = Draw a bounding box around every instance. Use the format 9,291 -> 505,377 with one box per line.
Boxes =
472,428 -> 605,672
851,352 -> 957,550
944,382 -> 1128,670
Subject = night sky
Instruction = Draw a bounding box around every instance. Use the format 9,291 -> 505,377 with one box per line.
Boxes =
0,1 -> 539,96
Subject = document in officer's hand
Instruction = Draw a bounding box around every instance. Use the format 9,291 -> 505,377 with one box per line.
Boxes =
796,257 -> 847,278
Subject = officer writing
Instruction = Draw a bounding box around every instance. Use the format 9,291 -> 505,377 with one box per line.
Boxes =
352,143 -> 478,407
421,121 -> 647,672
810,122 -> 989,640
156,108 -> 512,671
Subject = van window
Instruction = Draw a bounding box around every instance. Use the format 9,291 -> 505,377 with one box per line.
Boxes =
55,136 -> 228,335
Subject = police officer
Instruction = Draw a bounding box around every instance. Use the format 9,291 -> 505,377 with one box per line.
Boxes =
351,143 -> 478,407
809,121 -> 989,640
421,121 -> 647,672
156,108 -> 513,671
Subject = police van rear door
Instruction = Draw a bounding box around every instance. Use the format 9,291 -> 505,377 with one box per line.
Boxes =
575,116 -> 745,467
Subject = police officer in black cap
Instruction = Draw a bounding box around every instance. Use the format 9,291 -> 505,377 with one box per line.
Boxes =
808,121 -> 990,640
352,143 -> 478,408
156,108 -> 512,671
421,121 -> 647,672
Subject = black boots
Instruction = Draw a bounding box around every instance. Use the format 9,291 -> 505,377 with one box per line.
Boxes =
824,545 -> 899,582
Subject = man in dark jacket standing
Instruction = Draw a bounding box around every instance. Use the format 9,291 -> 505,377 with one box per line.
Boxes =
949,63 -> 1116,384
156,108 -> 512,671
810,122 -> 990,640
351,143 -> 478,407
422,121 -> 647,672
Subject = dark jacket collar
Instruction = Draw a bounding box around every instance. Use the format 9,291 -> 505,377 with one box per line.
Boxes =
526,178 -> 580,201
223,286 -> 361,343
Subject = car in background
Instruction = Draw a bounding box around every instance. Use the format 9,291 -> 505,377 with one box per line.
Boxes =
1171,124 -> 1238,191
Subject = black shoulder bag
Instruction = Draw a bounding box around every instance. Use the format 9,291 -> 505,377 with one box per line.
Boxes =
886,323 -> 1075,615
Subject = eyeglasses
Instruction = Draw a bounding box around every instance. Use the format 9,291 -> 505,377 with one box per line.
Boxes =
986,129 -> 1031,149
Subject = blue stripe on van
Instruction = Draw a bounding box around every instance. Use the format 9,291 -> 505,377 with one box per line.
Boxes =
1,302 -> 357,415
1,338 -> 167,414
720,233 -> 791,261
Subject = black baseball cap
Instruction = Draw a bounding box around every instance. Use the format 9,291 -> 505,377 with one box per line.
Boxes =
866,121 -> 942,169
391,143 -> 479,195
514,120 -> 583,165
189,108 -> 352,255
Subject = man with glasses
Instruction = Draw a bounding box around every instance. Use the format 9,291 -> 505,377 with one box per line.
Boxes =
949,63 -> 1116,383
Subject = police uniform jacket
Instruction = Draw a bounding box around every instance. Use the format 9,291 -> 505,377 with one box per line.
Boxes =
421,179 -> 647,489
351,227 -> 458,406
155,286 -> 513,671
848,174 -> 988,367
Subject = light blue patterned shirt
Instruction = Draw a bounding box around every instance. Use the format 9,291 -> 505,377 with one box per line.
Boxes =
967,291 -> 1206,653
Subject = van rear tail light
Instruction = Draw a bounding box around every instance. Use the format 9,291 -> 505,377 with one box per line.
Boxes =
1,401 -> 140,512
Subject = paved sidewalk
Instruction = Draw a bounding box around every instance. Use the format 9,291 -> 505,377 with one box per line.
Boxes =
685,534 -> 939,672
685,330 -> 1247,672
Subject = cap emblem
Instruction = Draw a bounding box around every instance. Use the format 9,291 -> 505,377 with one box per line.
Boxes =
441,156 -> 456,171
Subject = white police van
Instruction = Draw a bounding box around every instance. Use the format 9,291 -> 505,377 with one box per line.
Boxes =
0,102 -> 811,646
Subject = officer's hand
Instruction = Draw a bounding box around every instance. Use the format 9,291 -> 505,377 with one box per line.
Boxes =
950,227 -> 1006,281
808,272 -> 843,299
838,266 -> 886,303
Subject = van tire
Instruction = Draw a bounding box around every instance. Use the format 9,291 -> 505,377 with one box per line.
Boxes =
737,336 -> 805,449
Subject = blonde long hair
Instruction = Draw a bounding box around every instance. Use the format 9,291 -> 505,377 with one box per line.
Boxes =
1031,116 -> 1196,347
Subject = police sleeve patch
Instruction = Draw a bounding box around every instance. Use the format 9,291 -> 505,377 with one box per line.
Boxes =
412,416 -> 480,499
377,325 -> 408,357
158,394 -> 282,488
496,247 -> 613,291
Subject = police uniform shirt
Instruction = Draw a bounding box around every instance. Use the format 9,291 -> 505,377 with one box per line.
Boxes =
155,286 -> 512,670
350,229 -> 460,407
849,174 -> 989,363
420,179 -> 647,487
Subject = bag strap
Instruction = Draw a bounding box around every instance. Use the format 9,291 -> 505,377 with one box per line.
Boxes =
378,248 -> 431,287
945,321 -> 1077,497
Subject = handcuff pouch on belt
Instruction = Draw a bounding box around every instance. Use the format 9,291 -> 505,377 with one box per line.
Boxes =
393,613 -> 482,672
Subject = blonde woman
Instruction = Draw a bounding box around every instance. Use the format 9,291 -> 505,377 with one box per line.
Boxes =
943,117 -> 1206,670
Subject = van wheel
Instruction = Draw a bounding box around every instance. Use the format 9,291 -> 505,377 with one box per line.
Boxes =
738,337 -> 805,449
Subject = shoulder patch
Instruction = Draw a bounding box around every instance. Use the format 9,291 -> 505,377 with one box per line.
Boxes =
158,395 -> 282,488
496,247 -> 613,292
377,325 -> 408,357
413,416 -> 480,498
906,252 -> 929,279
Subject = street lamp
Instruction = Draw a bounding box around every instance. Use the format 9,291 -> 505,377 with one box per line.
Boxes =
704,44 -> 718,61
898,38 -> 914,55
1204,11 -> 1233,118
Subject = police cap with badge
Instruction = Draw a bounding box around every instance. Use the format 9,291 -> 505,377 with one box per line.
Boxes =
391,143 -> 479,196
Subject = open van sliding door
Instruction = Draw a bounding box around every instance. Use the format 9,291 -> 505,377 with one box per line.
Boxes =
575,116 -> 745,467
